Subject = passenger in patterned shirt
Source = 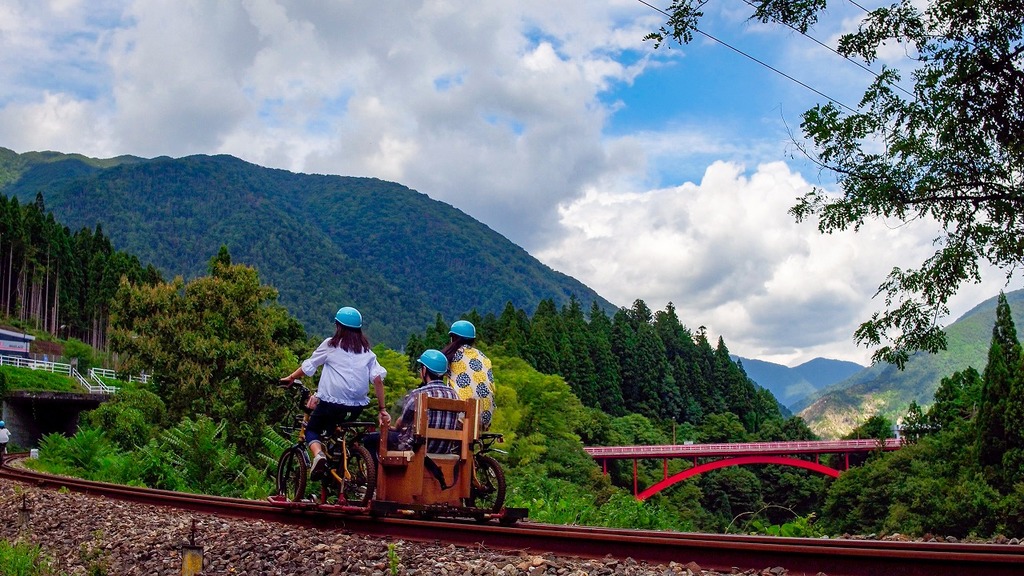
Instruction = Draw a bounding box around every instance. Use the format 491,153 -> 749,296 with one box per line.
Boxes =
442,320 -> 496,431
364,349 -> 460,464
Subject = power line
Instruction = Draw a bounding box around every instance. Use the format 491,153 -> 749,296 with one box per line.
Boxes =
847,0 -> 871,13
737,0 -> 916,99
636,0 -> 858,113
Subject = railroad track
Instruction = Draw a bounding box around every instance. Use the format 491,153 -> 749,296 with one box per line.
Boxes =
2,454 -> 1021,576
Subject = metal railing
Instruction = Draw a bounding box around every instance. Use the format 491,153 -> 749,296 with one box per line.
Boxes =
94,366 -> 150,385
87,368 -> 119,394
0,354 -> 123,395
584,438 -> 904,459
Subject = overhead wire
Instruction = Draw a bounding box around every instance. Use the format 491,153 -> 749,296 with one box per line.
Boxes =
635,0 -> 859,112
736,0 -> 916,99
846,0 -> 872,13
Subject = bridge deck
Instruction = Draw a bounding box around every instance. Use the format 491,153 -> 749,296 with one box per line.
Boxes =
584,438 -> 902,459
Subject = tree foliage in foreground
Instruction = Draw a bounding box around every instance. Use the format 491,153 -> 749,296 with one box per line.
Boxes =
649,0 -> 1024,367
107,247 -> 307,456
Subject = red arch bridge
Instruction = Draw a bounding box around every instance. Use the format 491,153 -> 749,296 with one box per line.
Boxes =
584,439 -> 903,500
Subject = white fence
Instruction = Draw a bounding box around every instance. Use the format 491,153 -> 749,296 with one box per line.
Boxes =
90,367 -> 149,386
0,354 -> 138,395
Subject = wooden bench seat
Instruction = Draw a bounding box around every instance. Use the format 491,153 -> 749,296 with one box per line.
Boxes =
376,395 -> 479,506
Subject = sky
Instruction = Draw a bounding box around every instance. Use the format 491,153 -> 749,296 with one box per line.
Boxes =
0,0 -> 1016,367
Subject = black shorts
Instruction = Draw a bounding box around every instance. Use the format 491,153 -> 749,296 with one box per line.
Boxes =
304,401 -> 365,444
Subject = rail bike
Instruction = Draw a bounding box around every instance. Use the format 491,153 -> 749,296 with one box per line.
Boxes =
267,381 -> 527,525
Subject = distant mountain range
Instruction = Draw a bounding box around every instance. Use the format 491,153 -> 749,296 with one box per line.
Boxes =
0,148 -> 615,347
734,356 -> 865,411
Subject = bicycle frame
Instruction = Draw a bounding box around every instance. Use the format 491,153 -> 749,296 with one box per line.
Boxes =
274,380 -> 377,506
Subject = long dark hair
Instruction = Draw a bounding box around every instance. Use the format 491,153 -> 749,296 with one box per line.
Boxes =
441,334 -> 474,362
328,322 -> 371,353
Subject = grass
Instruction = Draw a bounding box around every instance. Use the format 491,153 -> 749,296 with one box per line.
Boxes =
0,539 -> 55,576
0,365 -> 82,393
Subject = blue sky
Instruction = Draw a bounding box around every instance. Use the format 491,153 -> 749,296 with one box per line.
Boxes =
0,0 -> 1015,366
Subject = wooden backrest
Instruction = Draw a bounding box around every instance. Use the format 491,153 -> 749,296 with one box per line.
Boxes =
413,395 -> 479,460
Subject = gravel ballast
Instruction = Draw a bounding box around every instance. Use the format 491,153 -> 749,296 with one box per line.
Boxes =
1,482 -> 781,575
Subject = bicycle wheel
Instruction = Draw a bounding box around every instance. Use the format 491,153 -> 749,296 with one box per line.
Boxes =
340,443 -> 376,506
276,446 -> 307,502
467,454 -> 505,513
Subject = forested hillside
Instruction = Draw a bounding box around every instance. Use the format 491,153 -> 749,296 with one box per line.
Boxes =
0,147 -> 613,348
408,299 -> 784,427
0,192 -> 161,348
797,289 -> 1024,438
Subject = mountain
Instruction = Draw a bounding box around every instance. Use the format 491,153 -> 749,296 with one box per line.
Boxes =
0,147 -> 616,347
795,289 -> 1024,438
735,356 -> 865,411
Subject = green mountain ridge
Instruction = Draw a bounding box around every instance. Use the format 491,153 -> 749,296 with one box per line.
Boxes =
796,288 -> 1024,438
0,147 -> 615,347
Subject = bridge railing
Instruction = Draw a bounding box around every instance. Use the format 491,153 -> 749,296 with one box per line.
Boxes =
584,438 -> 902,458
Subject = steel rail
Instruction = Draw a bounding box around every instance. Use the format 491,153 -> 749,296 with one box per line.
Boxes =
3,454 -> 1022,576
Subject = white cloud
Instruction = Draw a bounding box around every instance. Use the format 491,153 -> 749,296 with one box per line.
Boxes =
536,160 -> 1017,366
0,92 -> 110,153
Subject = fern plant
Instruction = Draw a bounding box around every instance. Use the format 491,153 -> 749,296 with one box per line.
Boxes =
33,427 -> 124,480
157,416 -> 249,496
257,424 -> 292,470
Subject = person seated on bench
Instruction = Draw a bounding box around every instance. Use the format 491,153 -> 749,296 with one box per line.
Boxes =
364,349 -> 460,464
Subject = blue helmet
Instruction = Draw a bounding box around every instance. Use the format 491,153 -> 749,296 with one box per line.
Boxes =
334,306 -> 362,329
449,320 -> 476,339
0,420 -> 5,428
417,349 -> 448,376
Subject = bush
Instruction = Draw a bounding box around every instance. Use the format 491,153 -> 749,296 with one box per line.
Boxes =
155,416 -> 252,496
63,338 -> 95,373
819,429 -> 1002,538
33,428 -> 124,479
595,492 -> 690,531
85,387 -> 166,449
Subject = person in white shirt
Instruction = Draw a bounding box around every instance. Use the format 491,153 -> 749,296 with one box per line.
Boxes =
281,306 -> 389,479
0,421 -> 10,464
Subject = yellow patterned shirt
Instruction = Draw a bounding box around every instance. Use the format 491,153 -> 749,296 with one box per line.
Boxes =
445,345 -> 495,430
